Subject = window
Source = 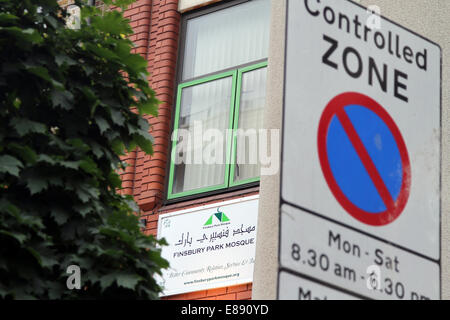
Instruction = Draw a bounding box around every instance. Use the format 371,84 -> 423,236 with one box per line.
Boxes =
168,0 -> 271,200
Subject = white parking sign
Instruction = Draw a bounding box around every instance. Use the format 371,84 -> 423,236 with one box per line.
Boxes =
278,0 -> 441,300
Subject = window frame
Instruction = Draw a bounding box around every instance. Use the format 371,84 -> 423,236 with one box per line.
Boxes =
167,61 -> 268,200
166,0 -> 269,201
229,61 -> 268,188
167,69 -> 238,200
175,0 -> 254,86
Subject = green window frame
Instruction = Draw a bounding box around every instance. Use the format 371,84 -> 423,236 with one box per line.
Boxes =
168,61 -> 268,200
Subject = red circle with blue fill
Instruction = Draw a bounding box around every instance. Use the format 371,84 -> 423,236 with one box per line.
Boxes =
317,92 -> 411,226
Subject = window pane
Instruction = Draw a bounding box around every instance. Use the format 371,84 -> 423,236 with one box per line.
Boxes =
234,67 -> 267,182
173,76 -> 233,194
182,0 -> 271,80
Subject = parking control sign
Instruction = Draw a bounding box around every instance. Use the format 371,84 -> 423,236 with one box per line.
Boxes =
278,0 -> 441,300
317,92 -> 411,226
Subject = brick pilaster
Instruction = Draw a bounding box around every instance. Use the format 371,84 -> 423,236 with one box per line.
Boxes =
132,0 -> 180,211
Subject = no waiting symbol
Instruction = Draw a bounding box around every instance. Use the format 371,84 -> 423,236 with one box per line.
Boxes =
317,92 -> 411,226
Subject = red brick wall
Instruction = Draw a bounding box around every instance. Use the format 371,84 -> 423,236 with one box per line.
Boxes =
119,0 -> 155,197
162,283 -> 253,300
128,0 -> 180,212
121,0 -> 254,301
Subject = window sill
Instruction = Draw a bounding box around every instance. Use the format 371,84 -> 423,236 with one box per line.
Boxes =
158,186 -> 259,215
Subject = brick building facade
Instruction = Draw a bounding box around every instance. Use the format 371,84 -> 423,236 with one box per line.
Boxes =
57,0 -> 450,301
55,0 -> 450,301
123,0 -> 260,300
58,0 -> 265,300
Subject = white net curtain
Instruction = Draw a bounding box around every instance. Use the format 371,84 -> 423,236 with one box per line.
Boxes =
173,0 -> 271,195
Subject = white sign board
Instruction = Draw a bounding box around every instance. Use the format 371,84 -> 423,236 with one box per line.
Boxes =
278,270 -> 359,300
279,0 -> 441,299
157,196 -> 258,296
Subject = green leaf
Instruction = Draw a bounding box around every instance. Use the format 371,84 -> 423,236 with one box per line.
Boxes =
37,154 -> 56,165
90,142 -> 105,159
0,13 -> 19,24
108,171 -> 122,189
101,0 -> 135,9
59,160 -> 80,170
116,273 -> 143,290
139,99 -> 159,117
39,254 -> 58,269
86,43 -> 118,61
80,86 -> 96,101
44,16 -> 58,29
79,158 -> 100,176
13,97 -> 21,109
110,108 -> 125,126
73,203 -> 92,217
67,138 -> 90,153
51,90 -> 74,110
90,11 -> 130,36
123,53 -> 148,74
0,231 -> 27,244
26,66 -> 50,80
47,176 -> 63,187
21,28 -> 43,43
99,274 -> 116,290
111,138 -> 125,155
25,174 -> 48,195
55,54 -> 77,67
133,133 -> 153,155
94,116 -> 109,134
76,184 -> 99,203
0,155 -> 23,176
0,199 -> 19,217
0,27 -> 43,44
11,118 -> 46,136
75,189 -> 91,203
8,143 -> 37,164
50,207 -> 70,225
25,66 -> 64,89
137,118 -> 150,132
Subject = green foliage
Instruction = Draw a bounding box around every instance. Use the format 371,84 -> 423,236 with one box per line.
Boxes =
0,0 -> 168,299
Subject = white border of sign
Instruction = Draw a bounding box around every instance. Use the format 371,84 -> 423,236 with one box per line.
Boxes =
157,195 -> 259,296
157,194 -> 259,226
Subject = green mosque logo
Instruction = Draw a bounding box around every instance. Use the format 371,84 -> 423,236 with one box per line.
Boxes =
204,208 -> 230,226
